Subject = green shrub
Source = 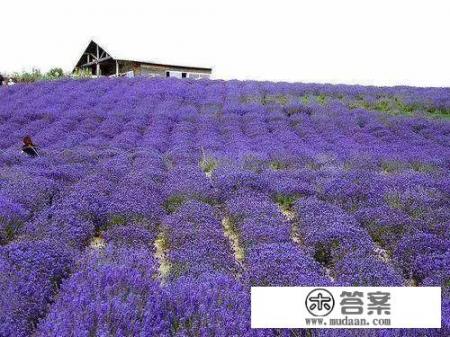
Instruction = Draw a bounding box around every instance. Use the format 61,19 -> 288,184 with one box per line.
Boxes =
11,68 -> 43,83
9,67 -> 69,83
71,68 -> 92,79
46,68 -> 64,79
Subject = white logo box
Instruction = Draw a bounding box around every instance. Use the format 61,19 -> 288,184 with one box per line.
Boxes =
251,287 -> 441,329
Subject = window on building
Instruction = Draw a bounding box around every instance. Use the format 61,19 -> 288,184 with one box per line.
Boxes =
182,72 -> 187,78
166,71 -> 183,79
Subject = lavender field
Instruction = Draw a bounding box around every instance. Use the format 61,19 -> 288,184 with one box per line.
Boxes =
0,78 -> 449,337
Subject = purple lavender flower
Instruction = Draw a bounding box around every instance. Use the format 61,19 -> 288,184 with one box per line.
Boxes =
334,256 -> 404,286
0,240 -> 74,337
0,193 -> 29,243
0,77 -> 449,336
245,243 -> 331,286
36,246 -> 163,337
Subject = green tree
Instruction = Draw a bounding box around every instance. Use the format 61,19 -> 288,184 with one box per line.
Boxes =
45,68 -> 64,79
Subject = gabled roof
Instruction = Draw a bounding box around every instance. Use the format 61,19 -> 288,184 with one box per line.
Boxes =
74,38 -> 213,71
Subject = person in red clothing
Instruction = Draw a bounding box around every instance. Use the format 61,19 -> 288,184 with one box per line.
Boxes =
22,136 -> 39,157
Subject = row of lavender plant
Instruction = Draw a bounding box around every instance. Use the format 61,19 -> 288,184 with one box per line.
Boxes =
32,120 -> 173,335
0,77 -> 448,336
213,168 -> 329,287
157,122 -> 258,336
1,152 -> 167,336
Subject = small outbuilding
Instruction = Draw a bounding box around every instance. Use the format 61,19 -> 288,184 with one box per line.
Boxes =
73,40 -> 212,79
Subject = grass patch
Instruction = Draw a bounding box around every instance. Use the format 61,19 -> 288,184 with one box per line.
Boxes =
200,155 -> 218,177
348,95 -> 450,119
317,94 -> 327,105
261,94 -> 290,106
1,220 -> 23,244
274,194 -> 298,212
269,160 -> 289,171
164,195 -> 186,214
410,161 -> 437,173
385,193 -> 402,210
299,94 -> 328,105
314,245 -> 330,265
164,195 -> 217,214
108,214 -> 127,226
380,160 -> 405,173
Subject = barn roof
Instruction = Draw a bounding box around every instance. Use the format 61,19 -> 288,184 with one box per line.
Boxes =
74,37 -> 213,71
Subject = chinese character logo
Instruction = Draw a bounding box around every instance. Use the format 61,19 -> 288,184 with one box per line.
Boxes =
340,291 -> 364,315
367,291 -> 391,315
305,288 -> 335,317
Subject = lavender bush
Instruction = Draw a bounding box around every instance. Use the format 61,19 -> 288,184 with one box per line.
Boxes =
0,77 -> 448,336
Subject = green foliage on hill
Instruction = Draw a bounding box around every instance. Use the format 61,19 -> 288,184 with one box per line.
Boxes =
5,67 -> 91,83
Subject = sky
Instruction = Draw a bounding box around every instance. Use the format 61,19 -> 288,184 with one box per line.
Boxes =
1,0 -> 449,87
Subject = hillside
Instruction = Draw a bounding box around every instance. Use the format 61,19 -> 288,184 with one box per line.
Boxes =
0,78 -> 449,337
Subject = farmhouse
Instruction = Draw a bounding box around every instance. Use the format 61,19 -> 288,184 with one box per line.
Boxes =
73,40 -> 212,79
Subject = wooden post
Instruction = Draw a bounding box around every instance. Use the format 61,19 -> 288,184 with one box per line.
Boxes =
116,60 -> 119,76
96,44 -> 100,76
